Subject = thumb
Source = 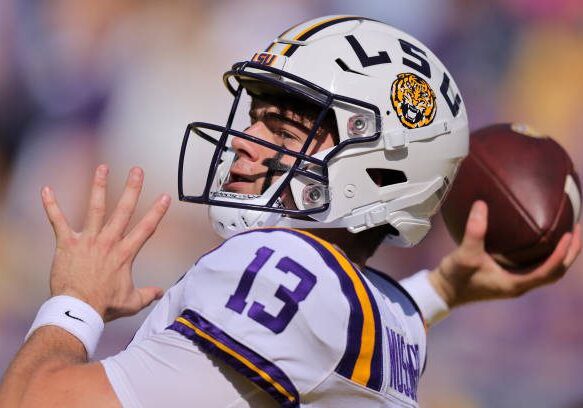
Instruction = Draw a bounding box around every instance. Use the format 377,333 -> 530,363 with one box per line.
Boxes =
136,286 -> 164,309
461,200 -> 488,255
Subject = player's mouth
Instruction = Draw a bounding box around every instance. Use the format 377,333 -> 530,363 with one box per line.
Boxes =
229,173 -> 254,183
223,172 -> 258,193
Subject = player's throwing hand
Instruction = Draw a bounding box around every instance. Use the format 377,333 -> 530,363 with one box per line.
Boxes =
429,200 -> 581,307
41,164 -> 171,322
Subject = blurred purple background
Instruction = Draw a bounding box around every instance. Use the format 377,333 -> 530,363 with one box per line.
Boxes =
1,1 -> 582,407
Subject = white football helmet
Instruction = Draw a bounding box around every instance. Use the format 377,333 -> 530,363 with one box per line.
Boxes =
178,15 -> 469,247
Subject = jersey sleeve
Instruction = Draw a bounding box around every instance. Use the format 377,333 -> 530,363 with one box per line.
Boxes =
101,329 -> 278,408
167,228 -> 385,406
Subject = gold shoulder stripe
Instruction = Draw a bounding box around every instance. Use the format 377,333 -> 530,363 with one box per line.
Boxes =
176,317 -> 296,403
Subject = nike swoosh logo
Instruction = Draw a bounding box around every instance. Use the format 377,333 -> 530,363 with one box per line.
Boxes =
65,310 -> 85,323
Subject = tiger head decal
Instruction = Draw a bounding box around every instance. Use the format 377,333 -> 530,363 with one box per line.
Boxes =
391,73 -> 437,129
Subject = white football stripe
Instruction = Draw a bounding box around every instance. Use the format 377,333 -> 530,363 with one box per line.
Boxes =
564,174 -> 581,224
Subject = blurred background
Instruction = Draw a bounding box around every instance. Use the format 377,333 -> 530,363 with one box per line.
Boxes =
1,0 -> 582,406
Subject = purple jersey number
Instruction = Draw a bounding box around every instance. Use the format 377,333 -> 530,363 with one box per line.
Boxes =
225,246 -> 317,334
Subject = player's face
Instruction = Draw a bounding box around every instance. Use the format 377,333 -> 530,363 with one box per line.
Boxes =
223,98 -> 336,207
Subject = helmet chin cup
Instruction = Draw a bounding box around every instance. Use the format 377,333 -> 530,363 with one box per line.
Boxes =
208,178 -> 288,238
209,204 -> 282,238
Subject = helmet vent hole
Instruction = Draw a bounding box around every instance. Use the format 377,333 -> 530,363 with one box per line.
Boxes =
366,169 -> 407,187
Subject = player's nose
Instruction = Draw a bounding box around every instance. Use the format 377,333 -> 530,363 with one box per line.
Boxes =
232,122 -> 272,162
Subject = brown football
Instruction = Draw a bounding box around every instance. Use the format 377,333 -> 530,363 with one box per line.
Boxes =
441,123 -> 581,270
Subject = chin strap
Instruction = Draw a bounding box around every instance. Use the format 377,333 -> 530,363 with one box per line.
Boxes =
260,151 -> 292,194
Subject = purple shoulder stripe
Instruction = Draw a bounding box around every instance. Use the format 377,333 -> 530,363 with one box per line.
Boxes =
168,309 -> 299,407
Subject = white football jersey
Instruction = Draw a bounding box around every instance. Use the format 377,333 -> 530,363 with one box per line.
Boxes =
103,228 -> 426,407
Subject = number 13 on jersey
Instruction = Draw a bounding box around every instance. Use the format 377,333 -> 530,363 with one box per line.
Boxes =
225,246 -> 317,334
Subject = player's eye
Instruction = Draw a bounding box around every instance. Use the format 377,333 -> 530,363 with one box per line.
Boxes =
276,130 -> 304,148
276,129 -> 298,140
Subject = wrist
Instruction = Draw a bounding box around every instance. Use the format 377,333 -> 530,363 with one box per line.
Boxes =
401,270 -> 450,327
52,288 -> 106,319
26,295 -> 105,358
428,259 -> 458,308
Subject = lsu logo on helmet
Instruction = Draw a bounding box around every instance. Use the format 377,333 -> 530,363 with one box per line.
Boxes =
391,73 -> 437,129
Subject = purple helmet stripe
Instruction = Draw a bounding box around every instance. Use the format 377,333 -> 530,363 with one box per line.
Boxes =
282,16 -> 378,57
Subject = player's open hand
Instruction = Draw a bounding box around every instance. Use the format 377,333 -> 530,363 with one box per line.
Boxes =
429,200 -> 581,308
41,165 -> 171,322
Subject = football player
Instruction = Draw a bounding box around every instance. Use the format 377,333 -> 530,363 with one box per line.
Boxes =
0,16 -> 580,407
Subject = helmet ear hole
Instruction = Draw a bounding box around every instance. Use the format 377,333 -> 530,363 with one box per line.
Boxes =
366,168 -> 407,187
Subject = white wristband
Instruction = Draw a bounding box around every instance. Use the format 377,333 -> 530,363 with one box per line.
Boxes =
25,295 -> 105,358
400,270 -> 450,327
